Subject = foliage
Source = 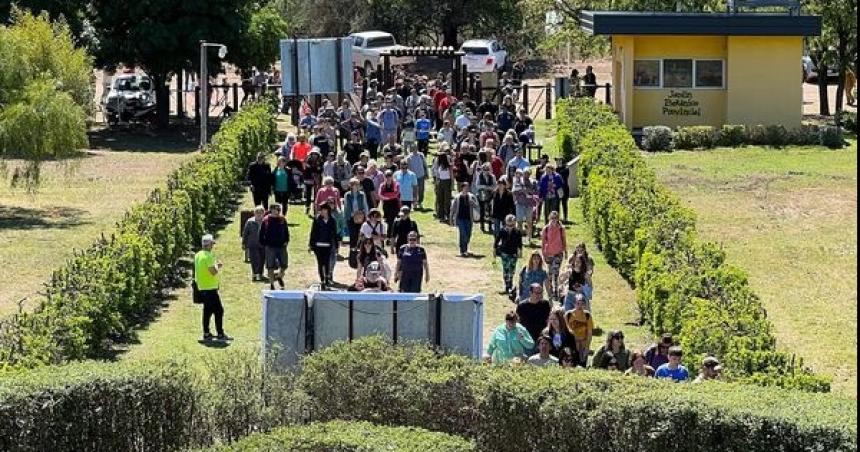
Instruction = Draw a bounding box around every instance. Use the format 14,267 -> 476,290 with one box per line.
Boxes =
641,125 -> 674,151
0,8 -> 92,187
557,100 -> 831,392
554,98 -> 618,156
0,103 -> 276,368
227,4 -> 291,74
298,338 -> 857,452
0,348 -> 308,451
203,421 -> 477,452
837,110 -> 858,133
819,125 -> 846,149
716,124 -> 746,147
674,125 -> 717,150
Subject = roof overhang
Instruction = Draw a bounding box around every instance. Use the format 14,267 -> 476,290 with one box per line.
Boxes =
580,11 -> 821,36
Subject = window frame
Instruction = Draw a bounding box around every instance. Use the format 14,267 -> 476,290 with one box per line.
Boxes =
662,58 -> 695,89
632,59 -> 663,90
631,58 -> 726,90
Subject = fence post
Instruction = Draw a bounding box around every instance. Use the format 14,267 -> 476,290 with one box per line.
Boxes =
545,82 -> 552,120
361,78 -> 368,106
475,78 -> 483,103
232,83 -> 239,110
605,82 -> 611,105
522,84 -> 529,114
176,74 -> 183,119
194,85 -> 200,125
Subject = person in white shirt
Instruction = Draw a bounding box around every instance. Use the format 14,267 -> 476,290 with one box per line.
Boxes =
528,335 -> 559,367
438,120 -> 456,147
454,110 -> 472,131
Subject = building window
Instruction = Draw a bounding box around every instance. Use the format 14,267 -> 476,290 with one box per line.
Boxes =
633,60 -> 661,88
663,59 -> 693,88
695,60 -> 724,88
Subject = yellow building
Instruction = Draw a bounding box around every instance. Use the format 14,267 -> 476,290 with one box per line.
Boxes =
581,11 -> 821,129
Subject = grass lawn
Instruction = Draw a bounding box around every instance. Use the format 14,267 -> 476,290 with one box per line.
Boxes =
644,142 -> 858,396
120,117 -> 646,364
0,130 -> 196,316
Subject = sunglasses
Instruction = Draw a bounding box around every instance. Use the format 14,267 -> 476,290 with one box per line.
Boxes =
613,335 -> 624,340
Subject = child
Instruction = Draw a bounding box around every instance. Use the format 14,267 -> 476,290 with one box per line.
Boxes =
400,118 -> 416,150
241,206 -> 266,281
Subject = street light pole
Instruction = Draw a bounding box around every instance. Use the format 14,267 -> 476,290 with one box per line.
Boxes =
199,41 -> 228,150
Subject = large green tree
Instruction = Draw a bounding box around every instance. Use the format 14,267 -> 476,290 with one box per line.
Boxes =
228,4 -> 291,75
88,0 -> 253,128
0,9 -> 91,188
806,0 -> 857,115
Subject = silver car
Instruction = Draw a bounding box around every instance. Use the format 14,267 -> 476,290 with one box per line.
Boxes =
102,73 -> 156,125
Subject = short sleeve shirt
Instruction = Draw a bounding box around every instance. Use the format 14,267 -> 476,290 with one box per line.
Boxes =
194,250 -> 219,291
394,170 -> 417,201
655,364 -> 690,382
397,245 -> 427,275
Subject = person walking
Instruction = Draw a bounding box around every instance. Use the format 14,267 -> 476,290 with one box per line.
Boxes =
594,330 -> 631,371
517,283 -> 552,356
405,144 -> 428,210
555,157 -> 570,223
247,152 -> 272,210
490,178 -> 515,237
583,65 -> 598,98
394,231 -> 429,293
344,178 -> 369,249
394,160 -> 418,210
308,203 -> 340,290
194,234 -> 230,341
259,203 -> 290,290
432,148 -> 453,222
241,206 -> 266,281
474,162 -> 497,234
512,168 -> 537,245
516,251 -> 550,303
377,170 -> 401,237
450,182 -> 479,257
484,310 -> 535,366
538,164 -> 564,225
271,156 -> 291,212
494,214 -> 523,295
564,293 -> 593,367
655,346 -> 690,382
391,206 -> 419,254
541,211 -> 567,303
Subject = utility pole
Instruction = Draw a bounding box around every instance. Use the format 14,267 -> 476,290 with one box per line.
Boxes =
199,40 -> 228,149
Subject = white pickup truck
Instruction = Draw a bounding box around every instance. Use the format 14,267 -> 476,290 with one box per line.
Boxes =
349,31 -> 415,76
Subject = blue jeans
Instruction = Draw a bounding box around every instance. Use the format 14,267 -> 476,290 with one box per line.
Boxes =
564,284 -> 593,311
492,218 -> 503,238
456,218 -> 473,254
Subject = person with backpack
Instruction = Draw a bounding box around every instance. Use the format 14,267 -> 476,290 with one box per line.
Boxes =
259,203 -> 290,290
515,251 -> 550,303
360,208 -> 388,250
241,206 -> 266,281
564,292 -> 593,367
246,152 -> 272,210
308,202 -> 340,290
541,211 -> 567,303
450,182 -> 480,257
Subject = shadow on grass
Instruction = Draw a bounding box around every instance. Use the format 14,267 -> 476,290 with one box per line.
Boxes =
87,125 -> 200,153
0,205 -> 90,230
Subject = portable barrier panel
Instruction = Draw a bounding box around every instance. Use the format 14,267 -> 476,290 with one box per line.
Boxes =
262,290 -> 483,369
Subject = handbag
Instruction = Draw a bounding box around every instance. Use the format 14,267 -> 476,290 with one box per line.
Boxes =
348,248 -> 359,269
191,280 -> 202,304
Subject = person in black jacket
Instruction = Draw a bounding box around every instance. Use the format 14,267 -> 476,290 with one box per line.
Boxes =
494,214 -> 523,294
308,202 -> 340,289
259,203 -> 290,290
390,206 -> 419,254
491,178 -> 515,238
247,152 -> 272,209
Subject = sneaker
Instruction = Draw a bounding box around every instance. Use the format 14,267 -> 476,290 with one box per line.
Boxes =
270,283 -> 276,290
216,333 -> 233,341
202,333 -> 214,341
277,277 -> 285,288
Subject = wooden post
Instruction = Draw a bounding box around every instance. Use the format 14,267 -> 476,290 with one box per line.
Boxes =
605,82 -> 612,105
383,54 -> 391,92
361,78 -> 368,106
475,78 -> 483,103
176,72 -> 183,119
194,85 -> 200,124
453,55 -> 462,98
232,83 -> 239,111
545,82 -> 552,119
522,84 -> 529,115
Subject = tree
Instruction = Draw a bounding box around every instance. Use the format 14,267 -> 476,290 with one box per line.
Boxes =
0,0 -> 90,44
228,4 -> 292,74
806,0 -> 857,116
88,0 -> 253,128
0,9 -> 91,188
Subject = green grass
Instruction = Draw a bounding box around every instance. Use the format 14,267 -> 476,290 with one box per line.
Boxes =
0,147 -> 195,316
644,142 -> 857,396
120,118 -> 645,363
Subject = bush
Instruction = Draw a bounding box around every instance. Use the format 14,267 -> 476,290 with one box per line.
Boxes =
0,349 -> 307,451
555,97 -> 619,157
819,125 -> 846,149
641,125 -> 674,152
837,110 -> 857,134
788,124 -> 822,146
674,126 -> 717,149
716,124 -> 747,147
557,100 -> 830,392
298,338 -> 857,452
0,102 -> 276,368
203,420 -> 477,452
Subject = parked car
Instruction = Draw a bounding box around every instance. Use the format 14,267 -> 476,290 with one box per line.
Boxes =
802,55 -> 839,82
460,39 -> 508,74
349,31 -> 415,76
102,72 -> 156,125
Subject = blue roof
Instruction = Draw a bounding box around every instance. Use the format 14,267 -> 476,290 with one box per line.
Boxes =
580,11 -> 821,36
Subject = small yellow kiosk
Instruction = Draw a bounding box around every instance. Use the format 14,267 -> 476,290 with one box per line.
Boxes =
580,11 -> 821,129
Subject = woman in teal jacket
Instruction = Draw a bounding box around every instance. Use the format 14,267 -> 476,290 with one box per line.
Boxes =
485,310 -> 535,366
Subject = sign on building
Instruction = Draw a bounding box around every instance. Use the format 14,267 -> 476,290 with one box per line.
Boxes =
280,38 -> 353,96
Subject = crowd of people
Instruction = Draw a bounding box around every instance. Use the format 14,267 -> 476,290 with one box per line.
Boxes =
194,67 -> 722,384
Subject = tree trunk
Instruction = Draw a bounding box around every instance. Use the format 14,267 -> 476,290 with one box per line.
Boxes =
835,71 -> 845,113
441,22 -> 458,48
835,32 -> 849,113
817,63 -> 830,116
152,72 -> 171,129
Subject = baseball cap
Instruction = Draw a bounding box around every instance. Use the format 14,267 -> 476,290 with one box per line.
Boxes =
400,205 -> 411,213
702,356 -> 722,370
202,234 -> 215,245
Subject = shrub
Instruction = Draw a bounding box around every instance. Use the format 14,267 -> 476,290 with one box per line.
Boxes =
747,124 -> 791,147
788,124 -> 822,146
716,124 -> 747,147
837,110 -> 857,134
298,338 -> 857,452
641,125 -> 674,151
819,125 -> 846,149
0,349 -> 308,451
556,101 -> 830,392
203,421 -> 477,452
0,102 -> 276,368
555,97 -> 619,156
674,126 -> 717,149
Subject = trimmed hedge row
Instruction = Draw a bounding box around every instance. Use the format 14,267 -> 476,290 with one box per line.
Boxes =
0,349 -> 307,451
641,123 -> 846,151
0,103 -> 276,368
298,337 -> 857,452
203,421 -> 477,452
555,98 -> 830,392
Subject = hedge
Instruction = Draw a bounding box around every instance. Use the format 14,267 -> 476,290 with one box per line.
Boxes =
298,338 -> 857,452
202,421 -> 477,452
0,103 -> 276,368
0,349 -> 307,451
555,98 -> 830,392
640,123 -> 847,151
